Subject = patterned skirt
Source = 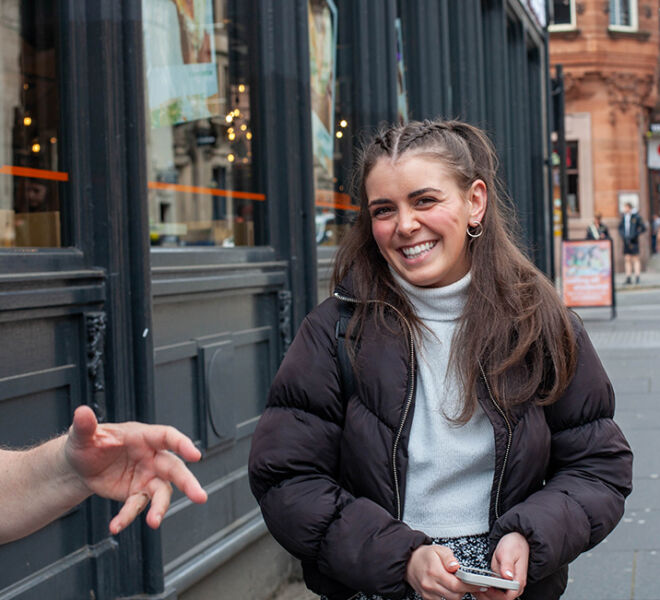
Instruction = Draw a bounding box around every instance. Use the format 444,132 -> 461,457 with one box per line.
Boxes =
321,533 -> 490,600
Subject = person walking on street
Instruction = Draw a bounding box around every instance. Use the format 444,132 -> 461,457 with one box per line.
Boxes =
249,119 -> 633,600
586,213 -> 610,240
618,202 -> 646,284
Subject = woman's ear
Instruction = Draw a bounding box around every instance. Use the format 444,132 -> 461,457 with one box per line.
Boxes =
468,179 -> 488,223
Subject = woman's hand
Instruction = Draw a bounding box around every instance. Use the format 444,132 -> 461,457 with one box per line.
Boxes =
474,532 -> 529,600
406,545 -> 487,600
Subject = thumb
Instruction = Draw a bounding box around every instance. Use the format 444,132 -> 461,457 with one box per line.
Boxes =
433,546 -> 460,573
494,557 -> 515,581
70,405 -> 98,446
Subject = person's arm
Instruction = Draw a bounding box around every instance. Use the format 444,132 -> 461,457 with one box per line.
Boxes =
249,303 -> 429,599
0,406 -> 207,545
489,317 -> 632,583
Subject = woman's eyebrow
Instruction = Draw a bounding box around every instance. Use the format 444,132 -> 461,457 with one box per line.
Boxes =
408,187 -> 442,198
367,198 -> 391,207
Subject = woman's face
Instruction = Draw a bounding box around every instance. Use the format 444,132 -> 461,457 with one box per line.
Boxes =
366,154 -> 487,288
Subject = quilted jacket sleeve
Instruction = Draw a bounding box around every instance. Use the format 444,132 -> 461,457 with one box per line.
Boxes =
489,316 -> 633,583
248,300 -> 429,599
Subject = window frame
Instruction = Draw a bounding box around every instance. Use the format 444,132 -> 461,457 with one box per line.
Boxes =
548,0 -> 576,31
608,0 -> 638,32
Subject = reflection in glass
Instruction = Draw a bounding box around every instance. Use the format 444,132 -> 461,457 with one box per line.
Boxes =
143,0 -> 264,247
1,0 -> 63,248
308,0 -> 358,247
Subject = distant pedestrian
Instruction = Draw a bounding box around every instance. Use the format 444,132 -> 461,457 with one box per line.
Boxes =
618,202 -> 646,284
652,213 -> 660,254
586,213 -> 610,240
250,119 -> 633,600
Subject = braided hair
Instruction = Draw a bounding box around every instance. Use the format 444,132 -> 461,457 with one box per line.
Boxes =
332,119 -> 577,418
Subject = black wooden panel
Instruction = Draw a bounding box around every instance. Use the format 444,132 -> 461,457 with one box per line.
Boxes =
398,0 -> 451,120
0,507 -> 88,591
0,384 -> 74,447
0,315 -> 85,378
0,539 -> 117,600
160,438 -> 258,572
154,342 -> 200,444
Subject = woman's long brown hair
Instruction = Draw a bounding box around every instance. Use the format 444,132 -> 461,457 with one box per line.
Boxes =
331,119 -> 577,420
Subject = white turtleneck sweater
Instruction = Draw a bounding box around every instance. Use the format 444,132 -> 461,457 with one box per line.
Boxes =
391,270 -> 495,538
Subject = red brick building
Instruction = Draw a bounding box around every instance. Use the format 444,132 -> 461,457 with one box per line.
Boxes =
549,0 -> 659,270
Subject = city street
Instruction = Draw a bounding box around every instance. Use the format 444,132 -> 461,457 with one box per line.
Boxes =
565,285 -> 660,600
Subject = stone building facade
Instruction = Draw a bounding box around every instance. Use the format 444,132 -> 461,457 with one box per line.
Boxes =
549,0 -> 659,270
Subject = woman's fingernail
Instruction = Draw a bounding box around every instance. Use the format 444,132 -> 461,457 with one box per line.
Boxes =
480,587 -> 489,592
505,570 -> 514,578
449,561 -> 459,567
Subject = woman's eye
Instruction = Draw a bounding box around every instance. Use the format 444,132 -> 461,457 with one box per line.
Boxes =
371,206 -> 393,218
416,196 -> 437,207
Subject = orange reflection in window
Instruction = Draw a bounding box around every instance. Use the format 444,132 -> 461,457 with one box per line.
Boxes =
0,165 -> 69,182
147,181 -> 265,201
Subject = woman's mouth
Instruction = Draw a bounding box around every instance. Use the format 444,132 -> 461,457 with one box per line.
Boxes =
400,241 -> 437,259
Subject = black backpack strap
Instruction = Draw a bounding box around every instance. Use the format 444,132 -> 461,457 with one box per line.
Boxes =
334,301 -> 356,401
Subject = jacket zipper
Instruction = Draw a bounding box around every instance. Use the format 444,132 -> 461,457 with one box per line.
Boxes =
478,361 -> 512,520
333,292 -> 416,521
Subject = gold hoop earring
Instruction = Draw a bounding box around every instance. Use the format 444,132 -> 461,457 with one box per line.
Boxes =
467,221 -> 483,238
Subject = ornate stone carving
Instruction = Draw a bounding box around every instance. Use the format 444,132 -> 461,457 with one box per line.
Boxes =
602,72 -> 655,124
86,312 -> 107,421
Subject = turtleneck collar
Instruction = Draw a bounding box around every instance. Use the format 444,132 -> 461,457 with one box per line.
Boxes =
390,268 -> 471,322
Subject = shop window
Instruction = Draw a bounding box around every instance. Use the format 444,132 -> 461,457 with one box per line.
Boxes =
308,0 -> 347,247
566,141 -> 580,216
549,0 -> 576,29
609,0 -> 637,29
1,0 -> 64,248
142,0 -> 264,248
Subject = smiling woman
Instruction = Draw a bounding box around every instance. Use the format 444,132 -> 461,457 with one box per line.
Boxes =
366,155 -> 487,289
249,119 -> 632,600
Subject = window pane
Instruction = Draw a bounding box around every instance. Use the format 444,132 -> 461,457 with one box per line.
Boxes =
610,0 -> 632,26
552,0 -> 572,25
309,0 -> 357,247
143,0 -> 264,248
1,0 -> 64,248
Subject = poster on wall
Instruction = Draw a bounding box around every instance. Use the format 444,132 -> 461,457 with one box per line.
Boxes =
142,0 -> 218,128
561,240 -> 615,316
308,0 -> 337,191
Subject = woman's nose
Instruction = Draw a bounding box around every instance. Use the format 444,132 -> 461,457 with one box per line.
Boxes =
396,207 -> 420,236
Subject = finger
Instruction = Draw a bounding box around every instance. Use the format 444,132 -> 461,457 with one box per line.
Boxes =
431,545 -> 459,573
144,481 -> 173,529
108,491 -> 151,535
153,451 -> 207,504
143,425 -> 202,463
70,406 -> 99,446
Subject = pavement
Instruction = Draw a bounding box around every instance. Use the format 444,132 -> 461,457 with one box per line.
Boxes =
565,284 -> 660,600
272,257 -> 660,600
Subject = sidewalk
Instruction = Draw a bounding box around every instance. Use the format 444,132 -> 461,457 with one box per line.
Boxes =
614,253 -> 660,291
566,288 -> 660,599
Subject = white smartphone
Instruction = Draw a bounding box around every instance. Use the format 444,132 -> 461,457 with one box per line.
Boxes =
455,566 -> 520,591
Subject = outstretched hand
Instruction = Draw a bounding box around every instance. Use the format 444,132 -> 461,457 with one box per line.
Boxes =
64,406 -> 208,534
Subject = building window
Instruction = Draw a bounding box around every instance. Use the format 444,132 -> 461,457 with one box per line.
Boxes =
566,141 -> 580,216
550,0 -> 576,29
142,0 -> 264,248
1,0 -> 64,248
609,0 -> 637,29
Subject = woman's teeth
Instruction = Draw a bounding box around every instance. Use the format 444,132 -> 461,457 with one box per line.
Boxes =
401,241 -> 436,258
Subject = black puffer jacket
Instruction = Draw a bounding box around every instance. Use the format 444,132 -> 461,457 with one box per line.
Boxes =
248,283 -> 633,600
